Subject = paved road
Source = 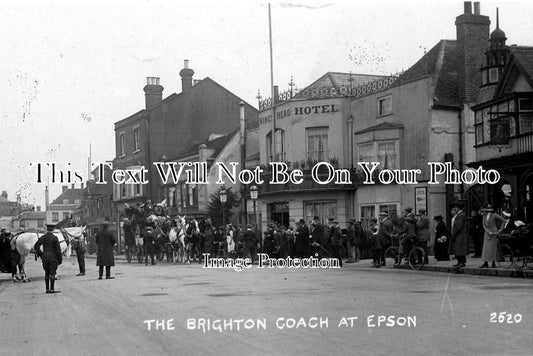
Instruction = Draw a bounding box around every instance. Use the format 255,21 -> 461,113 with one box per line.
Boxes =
1,256 -> 532,356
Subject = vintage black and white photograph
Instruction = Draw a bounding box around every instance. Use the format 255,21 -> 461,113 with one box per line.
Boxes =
1,0 -> 533,355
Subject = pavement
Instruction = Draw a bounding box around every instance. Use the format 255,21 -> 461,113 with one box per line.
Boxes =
3,253 -> 533,356
87,253 -> 533,278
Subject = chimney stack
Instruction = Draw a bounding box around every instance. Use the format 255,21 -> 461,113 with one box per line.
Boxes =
464,1 -> 472,14
143,77 -> 164,111
45,186 -> 49,210
62,185 -> 68,193
1,191 -> 7,200
455,1 -> 490,102
473,2 -> 480,15
273,86 -> 279,104
179,60 -> 194,93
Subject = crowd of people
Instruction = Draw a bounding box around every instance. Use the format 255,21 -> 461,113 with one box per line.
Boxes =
3,199 -> 524,294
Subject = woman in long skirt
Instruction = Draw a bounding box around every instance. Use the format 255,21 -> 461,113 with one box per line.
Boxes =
479,205 -> 506,268
433,216 -> 449,261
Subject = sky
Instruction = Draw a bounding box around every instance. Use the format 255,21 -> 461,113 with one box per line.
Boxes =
1,0 -> 532,210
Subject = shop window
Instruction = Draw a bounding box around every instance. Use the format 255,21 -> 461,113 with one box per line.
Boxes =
304,201 -> 337,225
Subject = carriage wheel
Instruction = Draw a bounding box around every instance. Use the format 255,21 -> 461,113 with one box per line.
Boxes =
497,243 -> 514,269
384,247 -> 398,268
512,249 -> 526,270
408,247 -> 425,270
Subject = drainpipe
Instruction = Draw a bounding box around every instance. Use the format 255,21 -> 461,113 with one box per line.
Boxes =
458,109 -> 464,197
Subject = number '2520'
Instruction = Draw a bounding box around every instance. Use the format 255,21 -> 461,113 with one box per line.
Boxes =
490,312 -> 522,324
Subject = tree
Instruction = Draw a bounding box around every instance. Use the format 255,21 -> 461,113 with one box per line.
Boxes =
206,186 -> 240,227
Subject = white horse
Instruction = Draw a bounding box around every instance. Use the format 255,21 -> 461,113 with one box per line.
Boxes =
10,227 -> 84,282
169,215 -> 187,263
185,219 -> 200,264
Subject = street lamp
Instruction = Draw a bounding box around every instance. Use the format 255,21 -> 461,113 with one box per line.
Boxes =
220,188 -> 227,226
250,185 -> 259,252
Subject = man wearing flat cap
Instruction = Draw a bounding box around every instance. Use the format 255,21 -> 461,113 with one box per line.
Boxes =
34,224 -> 62,293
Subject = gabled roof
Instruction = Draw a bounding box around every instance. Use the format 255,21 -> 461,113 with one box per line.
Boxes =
173,131 -> 238,161
50,189 -> 83,205
496,46 -> 533,96
354,122 -> 404,135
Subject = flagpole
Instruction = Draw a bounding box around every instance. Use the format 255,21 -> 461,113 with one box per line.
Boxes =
269,3 -> 276,162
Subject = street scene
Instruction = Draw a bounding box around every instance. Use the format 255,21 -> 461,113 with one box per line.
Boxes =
1,257 -> 532,355
2,0 -> 533,355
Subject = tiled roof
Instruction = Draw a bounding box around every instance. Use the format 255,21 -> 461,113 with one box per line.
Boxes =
173,131 -> 238,160
393,40 -> 461,108
0,196 -> 14,203
18,211 -> 46,220
50,189 -> 83,205
509,46 -> 533,87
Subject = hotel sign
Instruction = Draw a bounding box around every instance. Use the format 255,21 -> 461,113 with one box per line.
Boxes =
259,103 -> 340,126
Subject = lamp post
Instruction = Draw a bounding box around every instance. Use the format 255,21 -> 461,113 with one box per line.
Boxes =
220,188 -> 227,226
250,185 -> 259,252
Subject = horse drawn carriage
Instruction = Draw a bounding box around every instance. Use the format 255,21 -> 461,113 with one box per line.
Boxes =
496,222 -> 533,270
123,203 -> 204,265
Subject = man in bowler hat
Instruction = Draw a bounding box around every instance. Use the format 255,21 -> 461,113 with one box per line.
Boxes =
34,224 -> 62,293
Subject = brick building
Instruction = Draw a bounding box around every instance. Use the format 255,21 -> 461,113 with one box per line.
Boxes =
113,60 -> 258,219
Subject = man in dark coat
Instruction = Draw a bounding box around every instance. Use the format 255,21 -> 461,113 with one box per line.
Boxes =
378,212 -> 394,266
330,220 -> 343,267
294,219 -> 309,258
449,201 -> 468,268
96,222 -> 116,279
123,218 -> 136,262
416,209 -> 430,264
143,226 -> 156,266
34,224 -> 62,293
0,228 -> 12,273
310,216 -> 325,258
345,219 -> 356,263
354,221 -> 363,262
469,209 -> 484,258
243,225 -> 258,263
